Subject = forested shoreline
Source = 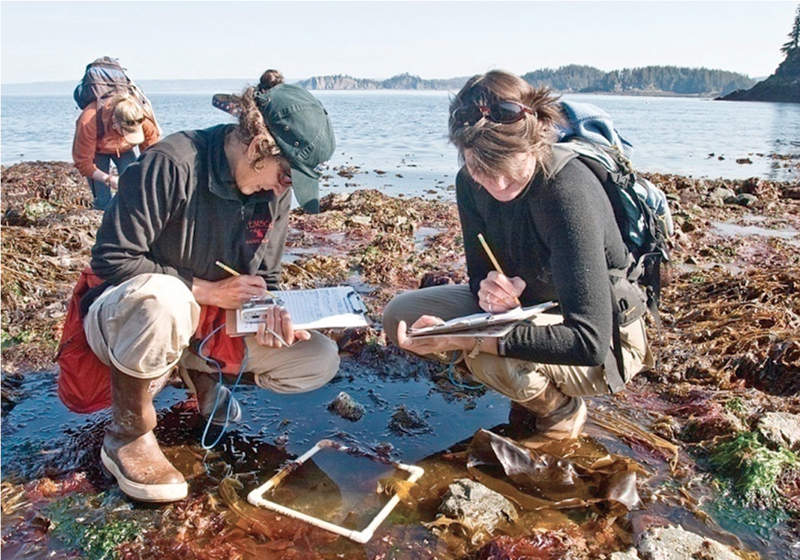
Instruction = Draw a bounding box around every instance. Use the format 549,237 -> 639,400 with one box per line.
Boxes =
298,65 -> 754,96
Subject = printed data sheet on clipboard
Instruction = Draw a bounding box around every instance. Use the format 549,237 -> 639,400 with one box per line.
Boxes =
233,287 -> 368,334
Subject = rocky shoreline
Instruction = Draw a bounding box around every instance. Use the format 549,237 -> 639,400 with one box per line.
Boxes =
2,161 -> 799,559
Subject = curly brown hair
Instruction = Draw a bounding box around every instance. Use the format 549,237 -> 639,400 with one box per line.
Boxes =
230,69 -> 286,170
449,70 -> 564,181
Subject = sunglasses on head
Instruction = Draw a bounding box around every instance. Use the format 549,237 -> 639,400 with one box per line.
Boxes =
451,100 -> 534,127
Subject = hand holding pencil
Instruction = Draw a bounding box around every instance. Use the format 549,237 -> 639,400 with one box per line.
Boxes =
214,261 -> 297,348
476,234 -> 523,311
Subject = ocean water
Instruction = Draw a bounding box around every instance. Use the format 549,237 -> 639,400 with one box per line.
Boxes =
2,90 -> 799,203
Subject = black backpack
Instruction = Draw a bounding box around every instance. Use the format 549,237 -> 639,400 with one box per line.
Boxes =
74,57 -> 135,109
73,57 -> 161,135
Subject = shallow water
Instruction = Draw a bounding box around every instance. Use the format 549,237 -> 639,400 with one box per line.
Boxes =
2,358 -> 796,559
2,91 -> 799,200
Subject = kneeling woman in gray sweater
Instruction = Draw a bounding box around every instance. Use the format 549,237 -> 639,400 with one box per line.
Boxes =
384,70 -> 654,441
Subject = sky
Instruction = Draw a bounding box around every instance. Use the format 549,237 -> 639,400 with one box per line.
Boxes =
1,1 -> 797,85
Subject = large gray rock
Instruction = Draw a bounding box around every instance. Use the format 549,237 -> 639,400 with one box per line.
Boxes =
439,478 -> 517,534
757,412 -> 800,451
637,526 -> 744,560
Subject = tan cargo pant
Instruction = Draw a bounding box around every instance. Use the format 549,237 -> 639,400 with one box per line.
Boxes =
84,273 -> 339,393
383,284 -> 654,401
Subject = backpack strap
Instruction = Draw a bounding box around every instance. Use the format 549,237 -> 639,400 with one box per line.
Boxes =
544,144 -> 580,178
604,278 -> 627,394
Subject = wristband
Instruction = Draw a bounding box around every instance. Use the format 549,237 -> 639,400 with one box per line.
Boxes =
468,336 -> 484,359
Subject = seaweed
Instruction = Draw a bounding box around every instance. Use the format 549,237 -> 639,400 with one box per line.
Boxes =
709,431 -> 799,508
44,493 -> 144,560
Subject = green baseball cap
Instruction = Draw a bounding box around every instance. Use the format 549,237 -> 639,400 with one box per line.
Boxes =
255,84 -> 335,213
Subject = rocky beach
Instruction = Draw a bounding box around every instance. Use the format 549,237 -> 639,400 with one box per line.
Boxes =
2,158 -> 800,559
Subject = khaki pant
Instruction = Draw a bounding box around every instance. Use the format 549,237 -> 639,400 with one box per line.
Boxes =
383,284 -> 654,401
85,273 -> 339,393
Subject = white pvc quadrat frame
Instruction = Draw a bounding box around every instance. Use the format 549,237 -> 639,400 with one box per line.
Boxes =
247,439 -> 425,544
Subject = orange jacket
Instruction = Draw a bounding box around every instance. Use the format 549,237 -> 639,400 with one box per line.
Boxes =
72,100 -> 160,177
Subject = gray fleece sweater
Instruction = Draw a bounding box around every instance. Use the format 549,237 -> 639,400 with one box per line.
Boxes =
456,158 -> 628,366
91,124 -> 291,291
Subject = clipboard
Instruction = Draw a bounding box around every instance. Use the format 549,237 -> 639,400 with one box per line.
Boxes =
226,286 -> 369,336
408,301 -> 557,338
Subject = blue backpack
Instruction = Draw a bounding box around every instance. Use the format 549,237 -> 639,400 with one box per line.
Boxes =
549,101 -> 674,392
550,101 -> 673,308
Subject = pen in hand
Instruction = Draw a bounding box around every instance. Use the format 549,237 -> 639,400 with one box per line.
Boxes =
477,234 -> 522,307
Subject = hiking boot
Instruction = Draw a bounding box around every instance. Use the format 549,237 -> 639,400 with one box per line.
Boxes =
102,367 -> 187,502
514,382 -> 587,440
181,369 -> 242,426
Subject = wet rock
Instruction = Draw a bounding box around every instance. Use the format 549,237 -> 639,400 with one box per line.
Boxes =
733,193 -> 758,207
709,187 -> 735,204
438,479 -> 517,535
636,525 -> 746,560
1,371 -> 25,417
419,270 -> 464,288
610,548 -> 641,560
783,187 -> 800,200
757,412 -> 800,451
327,391 -> 365,421
388,404 -> 433,435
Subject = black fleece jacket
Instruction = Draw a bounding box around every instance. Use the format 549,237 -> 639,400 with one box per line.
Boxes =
91,124 -> 291,290
456,158 -> 628,366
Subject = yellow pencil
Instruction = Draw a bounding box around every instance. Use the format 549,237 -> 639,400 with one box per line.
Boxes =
215,260 -> 240,277
215,260 -> 277,299
477,234 -> 521,307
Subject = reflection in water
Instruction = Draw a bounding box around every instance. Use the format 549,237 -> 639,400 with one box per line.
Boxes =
767,102 -> 800,182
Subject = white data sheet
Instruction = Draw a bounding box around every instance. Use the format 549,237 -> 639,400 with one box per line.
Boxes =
231,286 -> 368,334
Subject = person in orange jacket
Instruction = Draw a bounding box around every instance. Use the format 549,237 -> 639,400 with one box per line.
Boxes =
72,93 -> 160,210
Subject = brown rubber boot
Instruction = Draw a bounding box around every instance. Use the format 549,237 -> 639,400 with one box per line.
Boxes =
180,369 -> 242,426
514,382 -> 587,440
101,366 -> 188,502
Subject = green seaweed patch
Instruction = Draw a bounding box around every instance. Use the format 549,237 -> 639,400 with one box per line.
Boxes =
710,431 -> 799,508
44,493 -> 143,560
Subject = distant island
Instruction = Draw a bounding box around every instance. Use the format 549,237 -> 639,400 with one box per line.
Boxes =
296,65 -> 755,97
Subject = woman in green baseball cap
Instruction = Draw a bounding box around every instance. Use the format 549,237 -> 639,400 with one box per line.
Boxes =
67,69 -> 338,503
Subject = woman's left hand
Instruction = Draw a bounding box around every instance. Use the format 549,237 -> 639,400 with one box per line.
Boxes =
255,304 -> 311,348
396,316 -> 472,356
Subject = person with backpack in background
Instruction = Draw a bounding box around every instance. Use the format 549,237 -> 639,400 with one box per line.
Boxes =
384,70 -> 655,442
72,93 -> 160,210
71,57 -> 161,211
